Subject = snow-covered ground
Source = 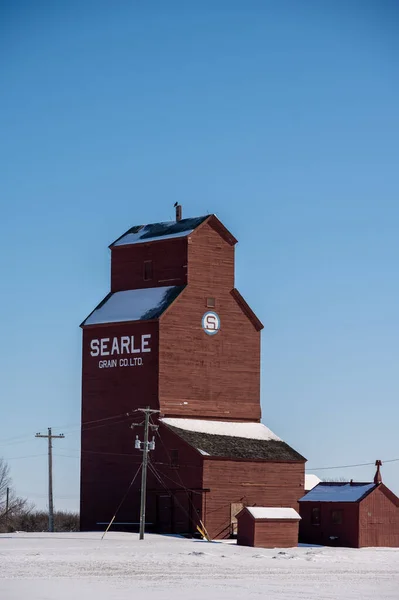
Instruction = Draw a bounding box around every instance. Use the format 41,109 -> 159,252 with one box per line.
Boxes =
1,532 -> 398,599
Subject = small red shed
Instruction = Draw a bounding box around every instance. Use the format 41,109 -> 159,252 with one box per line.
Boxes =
237,507 -> 301,548
299,463 -> 399,548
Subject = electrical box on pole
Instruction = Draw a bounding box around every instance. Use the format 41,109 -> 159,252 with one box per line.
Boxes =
132,407 -> 159,540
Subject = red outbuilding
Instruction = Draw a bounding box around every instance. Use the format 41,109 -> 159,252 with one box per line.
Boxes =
298,462 -> 399,548
237,507 -> 301,548
80,208 -> 306,538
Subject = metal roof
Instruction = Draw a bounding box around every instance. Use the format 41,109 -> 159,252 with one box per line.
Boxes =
299,482 -> 376,503
110,216 -> 208,247
81,286 -> 184,326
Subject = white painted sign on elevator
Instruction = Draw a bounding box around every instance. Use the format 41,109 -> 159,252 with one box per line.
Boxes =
90,334 -> 152,357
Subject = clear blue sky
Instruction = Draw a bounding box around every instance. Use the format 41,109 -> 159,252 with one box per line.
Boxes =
1,1 -> 398,511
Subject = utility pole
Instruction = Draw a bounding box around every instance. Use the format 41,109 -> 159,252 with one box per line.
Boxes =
5,487 -> 9,529
133,407 -> 159,540
35,427 -> 65,532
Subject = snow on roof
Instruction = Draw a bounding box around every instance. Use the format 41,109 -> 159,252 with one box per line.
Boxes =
305,474 -> 322,491
160,418 -> 281,441
197,449 -> 210,456
162,420 -> 304,462
299,483 -> 376,503
82,286 -> 183,326
111,216 -> 208,247
245,507 -> 301,520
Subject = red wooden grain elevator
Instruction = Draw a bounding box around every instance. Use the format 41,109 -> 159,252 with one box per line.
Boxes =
80,209 -> 305,538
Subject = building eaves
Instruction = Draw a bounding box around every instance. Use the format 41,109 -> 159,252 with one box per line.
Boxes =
379,484 -> 399,507
230,289 -> 264,331
162,424 -> 305,462
205,214 -> 238,246
80,285 -> 185,327
109,216 -> 209,248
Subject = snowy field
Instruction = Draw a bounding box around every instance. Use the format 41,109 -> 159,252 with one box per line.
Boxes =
1,532 -> 398,600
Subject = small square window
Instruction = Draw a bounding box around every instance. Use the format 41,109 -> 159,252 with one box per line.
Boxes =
143,260 -> 153,281
311,507 -> 321,526
331,510 -> 343,525
206,297 -> 216,308
171,449 -> 179,468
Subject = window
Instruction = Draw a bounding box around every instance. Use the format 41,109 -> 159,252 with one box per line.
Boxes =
311,507 -> 321,526
171,449 -> 179,468
143,260 -> 153,281
331,510 -> 343,525
206,297 -> 216,308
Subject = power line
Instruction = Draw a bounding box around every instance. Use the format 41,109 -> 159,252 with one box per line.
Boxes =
53,454 -> 80,459
148,461 -> 206,536
82,417 -> 134,433
4,453 -> 48,460
153,467 -> 203,495
57,444 -> 201,464
0,411 -> 143,446
58,448 -> 155,458
17,491 -> 79,499
306,458 -> 399,471
101,463 -> 142,540
54,453 -> 142,465
150,419 -> 209,535
71,412 -> 131,428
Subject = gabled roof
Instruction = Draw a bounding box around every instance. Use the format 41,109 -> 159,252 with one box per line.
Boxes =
206,214 -> 238,245
81,286 -> 184,326
379,484 -> 399,507
231,289 -> 264,331
160,418 -> 305,462
109,214 -> 238,248
242,507 -> 301,520
110,216 -> 208,247
299,482 -> 376,503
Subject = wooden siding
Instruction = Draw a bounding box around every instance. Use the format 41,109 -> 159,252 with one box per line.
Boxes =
202,459 -> 305,539
236,510 -> 255,547
80,321 -> 159,530
80,342 -> 205,535
150,425 -> 204,534
299,502 -> 359,548
359,487 -> 399,547
251,520 -> 299,548
110,237 -> 188,292
159,222 -> 261,421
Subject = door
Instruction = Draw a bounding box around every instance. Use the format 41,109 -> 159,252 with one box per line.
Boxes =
231,503 -> 244,536
157,494 -> 172,533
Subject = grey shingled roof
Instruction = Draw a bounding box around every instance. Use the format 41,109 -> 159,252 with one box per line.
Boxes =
110,216 -> 208,247
165,425 -> 305,461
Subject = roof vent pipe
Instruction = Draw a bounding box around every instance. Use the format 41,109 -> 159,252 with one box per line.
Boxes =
374,460 -> 382,485
174,202 -> 182,222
